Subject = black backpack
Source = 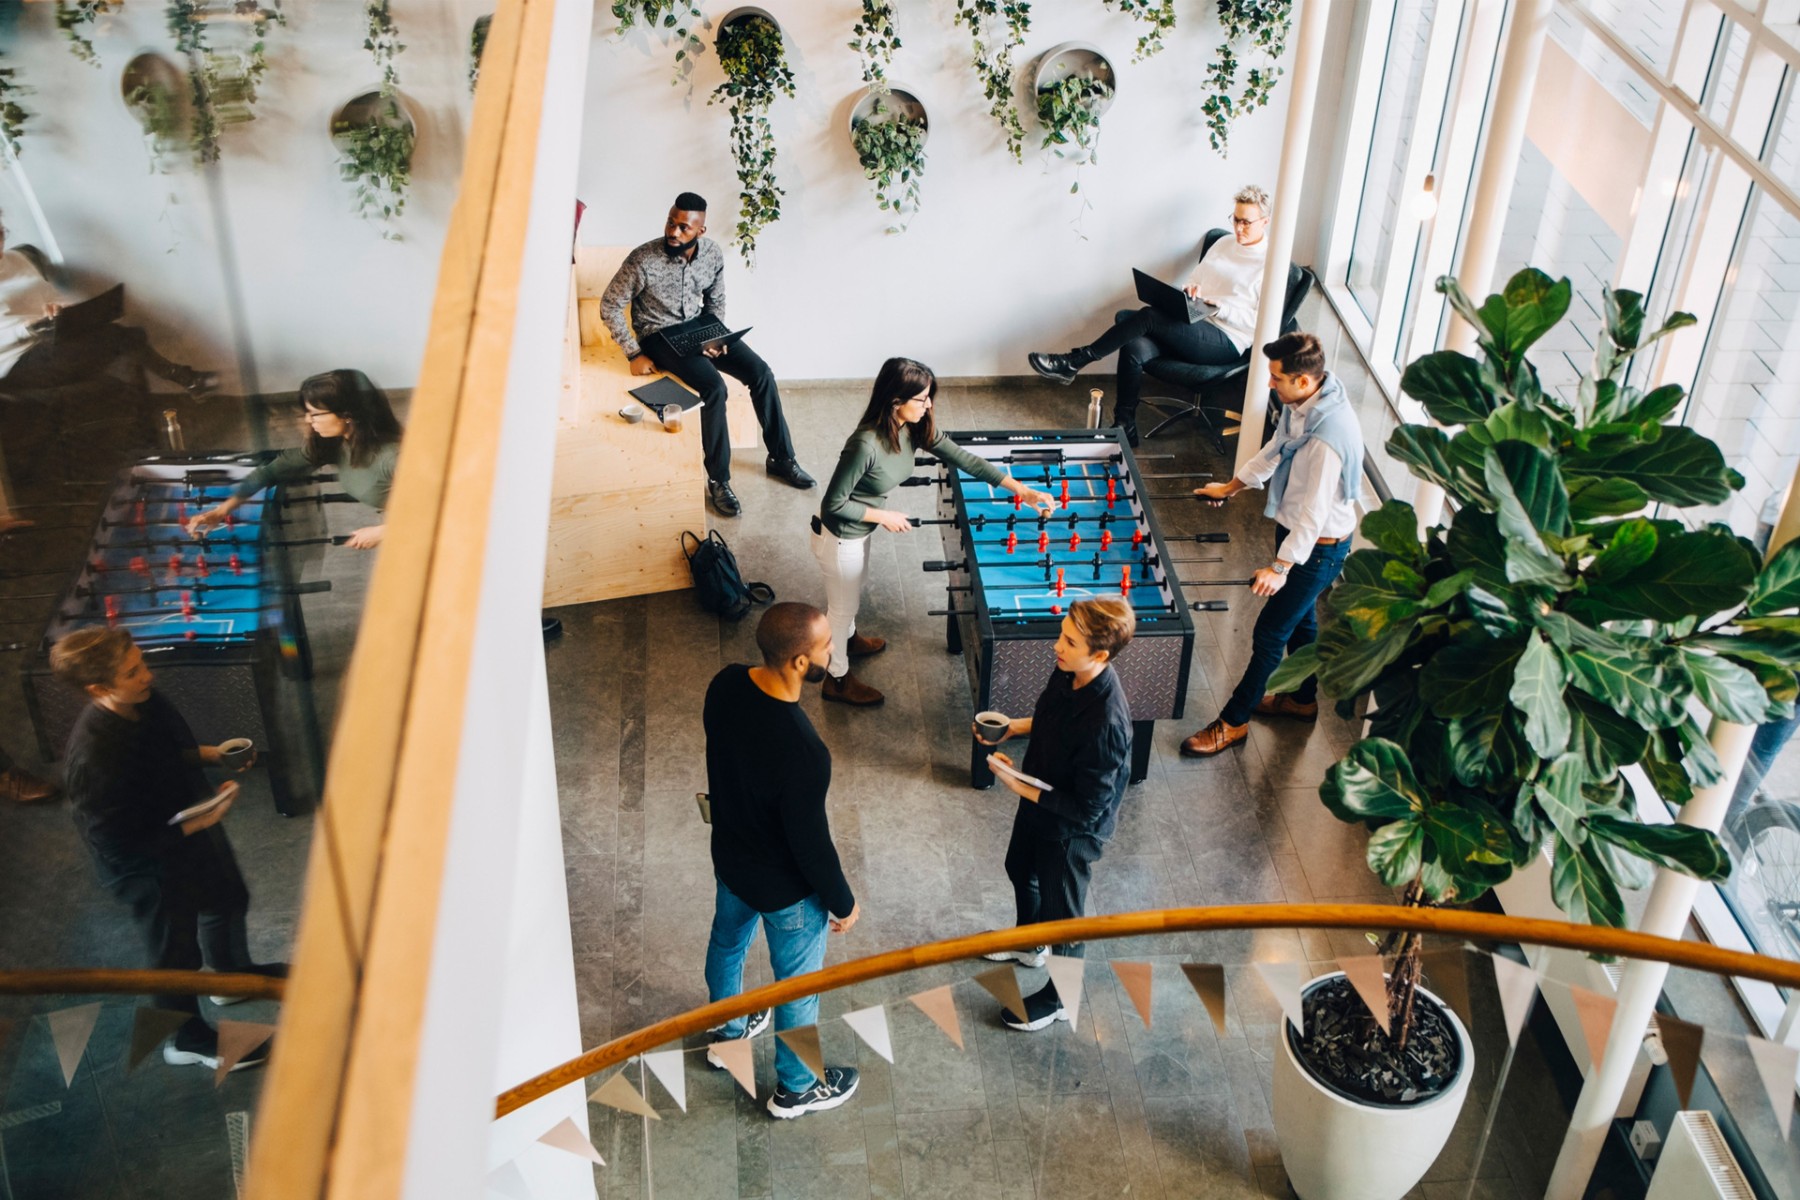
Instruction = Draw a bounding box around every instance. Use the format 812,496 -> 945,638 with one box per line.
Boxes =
681,530 -> 774,621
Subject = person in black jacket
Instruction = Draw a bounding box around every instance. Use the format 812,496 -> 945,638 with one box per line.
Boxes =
702,602 -> 864,1119
51,628 -> 284,1072
975,597 -> 1135,1031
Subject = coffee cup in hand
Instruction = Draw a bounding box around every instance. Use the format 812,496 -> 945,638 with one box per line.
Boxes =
975,712 -> 1010,743
219,737 -> 255,768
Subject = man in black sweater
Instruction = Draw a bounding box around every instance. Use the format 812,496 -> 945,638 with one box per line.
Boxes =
51,628 -> 283,1072
703,602 -> 863,1119
975,598 -> 1136,1031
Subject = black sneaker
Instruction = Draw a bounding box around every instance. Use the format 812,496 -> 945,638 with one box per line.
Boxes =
161,1018 -> 273,1071
766,1065 -> 859,1119
708,479 -> 742,517
209,961 -> 289,1007
705,1008 -> 772,1069
1114,414 -> 1141,448
1028,352 -> 1080,385
981,946 -> 1048,968
765,457 -> 817,489
1001,982 -> 1069,1032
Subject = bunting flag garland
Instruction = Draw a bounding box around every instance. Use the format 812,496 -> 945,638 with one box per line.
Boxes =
1567,985 -> 1618,1072
1254,962 -> 1304,1035
1180,963 -> 1229,1036
909,985 -> 964,1050
775,1026 -> 826,1081
125,1008 -> 192,1074
214,1020 -> 276,1087
47,1003 -> 102,1087
710,1035 -> 756,1098
843,1005 -> 894,1063
486,1160 -> 535,1199
1112,961 -> 1153,1029
1418,949 -> 1474,1033
1653,1013 -> 1704,1109
973,965 -> 1028,1023
642,1049 -> 688,1112
1489,953 -> 1540,1047
1045,955 -> 1086,1032
589,1071 -> 660,1121
537,1116 -> 605,1165
1746,1035 -> 1798,1140
1337,955 -> 1391,1036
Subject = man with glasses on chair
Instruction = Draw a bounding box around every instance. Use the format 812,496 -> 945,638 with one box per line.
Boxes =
1027,185 -> 1272,446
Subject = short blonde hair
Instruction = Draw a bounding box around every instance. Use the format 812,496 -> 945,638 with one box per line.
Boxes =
50,628 -> 135,691
1068,597 -> 1136,659
1233,184 -> 1270,217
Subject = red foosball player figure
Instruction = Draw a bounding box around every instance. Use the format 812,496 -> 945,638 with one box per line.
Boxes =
180,592 -> 195,622
90,557 -> 106,575
1054,568 -> 1066,597
1120,566 -> 1133,596
1131,527 -> 1145,548
1037,531 -> 1049,554
1013,492 -> 1023,511
194,553 -> 210,578
129,555 -> 149,579
1059,480 -> 1070,507
1106,479 -> 1117,506
133,500 -> 146,529
1005,531 -> 1019,555
167,553 -> 182,581
103,595 -> 119,626
223,512 -> 235,531
1068,531 -> 1081,552
228,554 -> 243,576
1100,530 -> 1113,551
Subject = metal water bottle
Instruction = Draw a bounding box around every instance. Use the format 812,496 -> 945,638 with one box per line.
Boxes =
161,410 -> 185,451
1087,388 -> 1103,429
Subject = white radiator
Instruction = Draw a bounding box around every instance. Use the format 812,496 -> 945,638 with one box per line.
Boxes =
1644,1111 -> 1755,1200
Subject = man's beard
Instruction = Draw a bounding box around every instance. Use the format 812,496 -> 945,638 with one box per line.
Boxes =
803,663 -> 828,684
662,238 -> 691,257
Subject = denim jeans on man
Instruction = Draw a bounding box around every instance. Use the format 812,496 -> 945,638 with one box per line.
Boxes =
705,878 -> 830,1094
1219,527 -> 1353,726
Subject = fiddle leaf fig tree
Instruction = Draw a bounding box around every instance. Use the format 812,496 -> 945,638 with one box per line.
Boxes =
710,13 -> 795,267
1270,268 -> 1796,1047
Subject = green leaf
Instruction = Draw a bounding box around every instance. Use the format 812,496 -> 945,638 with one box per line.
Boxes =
1365,820 -> 1424,887
1565,477 -> 1649,521
1642,735 -> 1695,806
1567,690 -> 1650,776
1360,502 -> 1423,565
1588,814 -> 1730,882
1421,802 -> 1515,870
1316,615 -> 1421,697
1422,569 -> 1475,610
1387,424 -> 1474,502
1400,351 -> 1495,425
1417,858 -> 1457,902
1320,738 -> 1428,824
1748,539 -> 1800,616
1564,424 -> 1738,507
1686,628 -> 1800,668
1613,383 -> 1686,427
1551,835 -> 1627,927
1603,287 -> 1647,352
1419,634 -> 1526,718
1585,518 -> 1657,583
1465,584 -> 1522,637
1594,836 -> 1655,891
1683,649 -> 1773,725
1446,510 -> 1509,591
1533,753 -> 1588,846
1669,719 -> 1724,788
1576,527 -> 1756,624
1497,268 -> 1572,358
1264,643 -> 1319,696
1511,633 -> 1571,757
1484,402 -> 1553,449
1736,657 -> 1799,722
1448,711 -> 1528,789
1562,634 -> 1689,728
1485,442 -> 1571,537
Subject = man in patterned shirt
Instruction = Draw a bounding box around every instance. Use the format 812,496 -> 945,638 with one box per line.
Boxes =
599,192 -> 815,517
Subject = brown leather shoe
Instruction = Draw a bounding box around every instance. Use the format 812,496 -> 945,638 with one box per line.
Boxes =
1180,719 -> 1248,757
1253,694 -> 1318,721
0,767 -> 58,804
822,672 -> 885,707
846,632 -> 886,658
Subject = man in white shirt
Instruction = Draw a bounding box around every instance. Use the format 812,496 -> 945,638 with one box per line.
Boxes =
1180,331 -> 1362,757
1028,184 -> 1271,446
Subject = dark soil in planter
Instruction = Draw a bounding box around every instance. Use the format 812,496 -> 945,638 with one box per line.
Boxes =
1287,976 -> 1463,1107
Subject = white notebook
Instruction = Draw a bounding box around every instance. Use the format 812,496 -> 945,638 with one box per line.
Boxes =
987,756 -> 1053,793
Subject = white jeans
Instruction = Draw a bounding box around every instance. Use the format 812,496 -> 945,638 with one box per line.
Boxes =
810,523 -> 872,679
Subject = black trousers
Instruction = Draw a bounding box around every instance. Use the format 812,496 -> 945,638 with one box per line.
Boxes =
102,827 -> 253,1015
642,338 -> 795,484
1003,815 -> 1106,965
1079,307 -> 1242,417
5,324 -> 175,392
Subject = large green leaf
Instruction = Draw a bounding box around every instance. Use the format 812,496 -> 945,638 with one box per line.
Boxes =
1420,802 -> 1514,869
1365,819 -> 1424,887
1316,616 -> 1421,697
1587,814 -> 1730,882
1533,752 -> 1588,846
1486,442 -> 1571,536
1447,510 -> 1510,591
1593,836 -> 1654,891
1612,384 -> 1686,428
1484,402 -> 1554,450
1320,738 -> 1427,824
1683,649 -> 1773,725
1567,690 -> 1650,776
1388,424 -> 1482,504
1575,527 -> 1756,624
1465,584 -> 1522,637
1585,518 -> 1657,583
1360,502 -> 1424,566
1264,643 -> 1319,696
1448,711 -> 1527,789
1748,539 -> 1800,617
1668,719 -> 1724,788
1510,633 -> 1571,757
1566,476 -> 1650,521
1642,744 -> 1695,806
1602,287 -> 1647,352
1422,570 -> 1475,610
1419,633 -> 1526,717
1561,634 -> 1689,727
1550,835 -> 1627,927
1400,351 -> 1495,425
1565,425 -> 1738,507
1686,628 -> 1800,668
1496,268 -> 1573,359
1737,657 -> 1799,722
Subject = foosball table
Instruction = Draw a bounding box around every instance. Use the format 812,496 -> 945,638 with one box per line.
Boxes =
922,429 -> 1228,788
22,454 -> 335,815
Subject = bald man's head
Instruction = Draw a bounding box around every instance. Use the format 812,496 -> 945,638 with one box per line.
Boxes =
756,602 -> 829,669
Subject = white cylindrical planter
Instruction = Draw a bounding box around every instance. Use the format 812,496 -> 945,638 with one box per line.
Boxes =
1272,973 -> 1473,1200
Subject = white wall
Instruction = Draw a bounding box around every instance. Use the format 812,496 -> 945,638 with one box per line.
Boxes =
0,0 -> 484,393
578,0 -> 1295,378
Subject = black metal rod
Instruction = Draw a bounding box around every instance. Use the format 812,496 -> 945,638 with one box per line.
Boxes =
1166,555 -> 1225,564
94,534 -> 350,553
927,609 -> 974,618
1137,472 -> 1217,479
1191,600 -> 1229,612
1180,578 -> 1254,587
1191,532 -> 1231,543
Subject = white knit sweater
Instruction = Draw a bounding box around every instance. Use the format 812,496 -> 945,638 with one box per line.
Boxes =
1185,235 -> 1267,353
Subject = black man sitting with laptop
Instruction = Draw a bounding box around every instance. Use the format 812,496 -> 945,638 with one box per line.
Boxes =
598,191 -> 815,518
1027,184 -> 1272,446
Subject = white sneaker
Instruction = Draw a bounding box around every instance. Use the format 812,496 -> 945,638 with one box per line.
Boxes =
705,1008 -> 772,1069
982,946 -> 1048,969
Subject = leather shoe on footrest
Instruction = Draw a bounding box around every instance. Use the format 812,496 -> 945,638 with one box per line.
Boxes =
1254,694 -> 1318,720
846,632 -> 886,658
766,457 -> 817,489
822,672 -> 884,707
1027,352 -> 1079,385
708,479 -> 742,517
1113,414 -> 1140,448
1180,719 -> 1247,757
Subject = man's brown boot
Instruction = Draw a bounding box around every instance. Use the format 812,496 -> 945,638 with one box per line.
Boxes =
846,632 -> 886,658
822,672 -> 885,707
1253,694 -> 1318,721
1180,719 -> 1248,758
0,767 -> 58,804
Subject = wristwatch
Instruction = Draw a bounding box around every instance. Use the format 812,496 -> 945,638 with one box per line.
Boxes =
1269,562 -> 1291,576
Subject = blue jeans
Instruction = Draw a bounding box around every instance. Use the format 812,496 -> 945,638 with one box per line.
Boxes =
704,878 -> 830,1093
1219,528 -> 1353,726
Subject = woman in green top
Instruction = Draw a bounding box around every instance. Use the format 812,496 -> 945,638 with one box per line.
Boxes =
187,369 -> 403,550
814,357 -> 1055,707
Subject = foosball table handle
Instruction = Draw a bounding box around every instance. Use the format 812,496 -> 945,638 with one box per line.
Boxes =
928,609 -> 974,618
289,581 -> 334,595
1191,532 -> 1232,543
898,476 -> 937,487
923,560 -> 965,573
1191,600 -> 1230,612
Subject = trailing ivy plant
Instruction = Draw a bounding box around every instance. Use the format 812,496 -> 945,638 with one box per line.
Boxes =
165,0 -> 283,164
1268,268 -> 1797,1050
126,81 -> 186,173
852,101 -> 926,234
953,0 -> 1030,163
469,14 -> 491,93
364,0 -> 403,94
57,0 -> 114,68
612,0 -> 705,87
0,55 -> 29,160
337,102 -> 414,235
1105,0 -> 1175,62
849,1 -> 902,91
709,13 -> 794,266
1203,0 -> 1291,156
1036,74 -> 1111,180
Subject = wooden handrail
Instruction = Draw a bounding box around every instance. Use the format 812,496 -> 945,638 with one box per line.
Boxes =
0,968 -> 285,1001
495,903 -> 1800,1117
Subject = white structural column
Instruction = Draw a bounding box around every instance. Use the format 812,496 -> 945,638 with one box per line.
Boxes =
1233,0 -> 1330,476
1407,0 -> 1554,530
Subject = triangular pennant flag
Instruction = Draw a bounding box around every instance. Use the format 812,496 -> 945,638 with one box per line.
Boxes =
909,985 -> 964,1050
1568,984 -> 1618,1072
1045,955 -> 1086,1033
1112,962 -> 1154,1029
487,1160 -> 535,1200
843,1005 -> 894,1063
589,1071 -> 660,1120
47,1003 -> 101,1087
1254,962 -> 1304,1035
214,1020 -> 276,1087
973,965 -> 1028,1022
642,1049 -> 688,1112
1654,1014 -> 1704,1109
1419,950 -> 1473,1033
1490,953 -> 1539,1047
775,1026 -> 826,1082
1181,964 -> 1229,1036
711,1034 -> 756,1097
1747,1036 -> 1799,1139
1337,955 -> 1391,1036
537,1116 -> 605,1165
125,1008 -> 191,1074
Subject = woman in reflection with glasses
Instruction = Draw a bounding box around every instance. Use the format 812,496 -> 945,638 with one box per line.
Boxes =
1024,184 -> 1273,445
186,368 -> 403,550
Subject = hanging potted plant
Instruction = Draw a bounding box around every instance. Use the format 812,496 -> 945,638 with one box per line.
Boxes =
121,52 -> 190,174
849,88 -> 927,234
0,53 -> 30,160
468,14 -> 491,93
335,0 -> 414,236
849,0 -> 901,90
709,8 -> 794,266
952,0 -> 1030,163
1033,43 -> 1116,192
613,0 -> 706,88
57,0 -> 114,67
1263,268 -> 1794,1199
1202,0 -> 1291,155
1104,0 -> 1176,61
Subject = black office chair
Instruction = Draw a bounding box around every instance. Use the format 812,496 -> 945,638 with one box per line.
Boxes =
1122,227 -> 1316,453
